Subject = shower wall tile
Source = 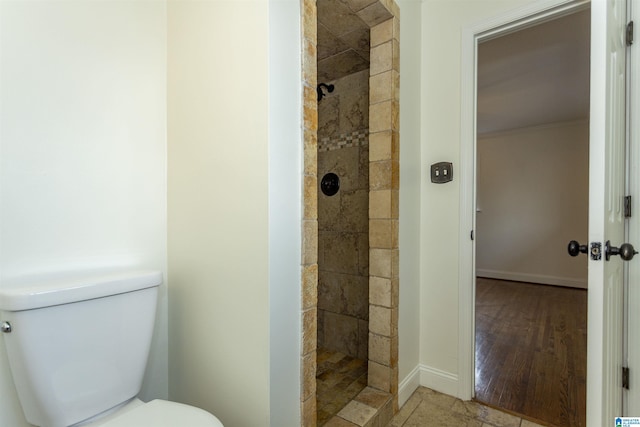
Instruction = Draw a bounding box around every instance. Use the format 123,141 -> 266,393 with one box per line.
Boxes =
369,190 -> 391,219
357,319 -> 369,359
369,131 -> 392,162
323,311 -> 360,356
320,231 -> 361,275
369,276 -> 392,307
344,0 -> 378,13
369,333 -> 391,365
318,51 -> 370,82
304,175 -> 318,220
356,1 -> 393,28
318,271 -> 369,319
318,67 -> 370,360
303,264 -> 319,310
318,22 -> 350,61
370,18 -> 393,46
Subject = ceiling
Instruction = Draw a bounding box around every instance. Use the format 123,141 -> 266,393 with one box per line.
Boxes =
477,9 -> 591,134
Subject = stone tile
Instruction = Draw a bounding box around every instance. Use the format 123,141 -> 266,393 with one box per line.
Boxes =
355,386 -> 391,410
404,400 -> 483,427
370,248 -> 391,278
370,101 -> 392,133
370,18 -> 393,47
370,219 -> 392,248
369,276 -> 391,307
370,189 -> 391,219
302,351 -> 316,400
368,360 -> 391,392
302,0 -> 317,41
340,27 -> 370,60
303,128 -> 318,176
318,0 -> 368,38
520,420 -> 546,427
302,263 -> 318,310
323,312 -> 359,357
304,85 -> 318,131
302,219 -> 318,265
319,50 -> 370,82
304,174 -> 318,220
318,22 -> 350,61
344,0 -> 378,13
356,1 -> 393,28
368,333 -> 391,365
369,305 -> 391,336
324,416 -> 360,427
338,400 -> 378,426
302,308 -> 317,355
370,41 -> 392,76
303,37 -> 318,85
302,394 -> 317,427
370,71 -> 393,104
369,131 -> 392,162
451,400 -> 521,427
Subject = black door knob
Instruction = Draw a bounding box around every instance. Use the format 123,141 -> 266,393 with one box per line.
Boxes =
568,240 -> 588,257
605,240 -> 639,261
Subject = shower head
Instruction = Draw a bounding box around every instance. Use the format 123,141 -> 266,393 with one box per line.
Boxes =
317,83 -> 334,101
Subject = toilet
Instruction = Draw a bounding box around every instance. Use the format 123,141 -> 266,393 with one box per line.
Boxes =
0,270 -> 223,427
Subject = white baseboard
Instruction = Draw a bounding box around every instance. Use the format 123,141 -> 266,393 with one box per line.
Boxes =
398,366 -> 421,408
476,269 -> 587,289
419,365 -> 458,397
398,364 -> 459,407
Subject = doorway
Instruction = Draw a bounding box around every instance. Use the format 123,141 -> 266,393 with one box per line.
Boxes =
472,5 -> 590,426
460,2 -> 590,425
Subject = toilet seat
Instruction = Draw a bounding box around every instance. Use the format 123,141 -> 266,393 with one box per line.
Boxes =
87,399 -> 223,427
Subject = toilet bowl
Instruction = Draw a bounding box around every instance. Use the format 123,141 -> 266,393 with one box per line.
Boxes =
79,399 -> 223,427
0,270 -> 224,427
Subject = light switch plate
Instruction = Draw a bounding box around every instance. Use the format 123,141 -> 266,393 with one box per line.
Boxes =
431,162 -> 453,183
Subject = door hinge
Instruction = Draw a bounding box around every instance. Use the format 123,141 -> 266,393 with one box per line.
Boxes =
623,366 -> 630,389
625,195 -> 632,218
627,21 -> 634,46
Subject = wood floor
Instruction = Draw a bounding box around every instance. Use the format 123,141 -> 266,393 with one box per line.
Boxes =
475,278 -> 587,427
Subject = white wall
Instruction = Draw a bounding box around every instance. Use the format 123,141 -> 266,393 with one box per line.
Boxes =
268,0 -> 302,425
167,1 -> 284,426
0,1 -> 168,425
419,0 -> 540,392
476,121 -> 589,288
395,0 -> 423,405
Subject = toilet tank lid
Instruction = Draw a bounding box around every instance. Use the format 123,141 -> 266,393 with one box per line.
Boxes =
0,270 -> 162,312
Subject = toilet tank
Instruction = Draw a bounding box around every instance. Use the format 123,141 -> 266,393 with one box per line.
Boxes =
0,270 -> 162,427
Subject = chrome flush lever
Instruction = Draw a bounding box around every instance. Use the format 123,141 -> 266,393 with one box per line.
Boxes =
1,321 -> 11,333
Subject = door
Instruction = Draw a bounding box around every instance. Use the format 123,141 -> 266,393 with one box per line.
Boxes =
587,0 -> 628,424
625,0 -> 639,416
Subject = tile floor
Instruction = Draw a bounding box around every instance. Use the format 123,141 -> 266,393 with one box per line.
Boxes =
388,387 -> 548,427
316,349 -> 368,425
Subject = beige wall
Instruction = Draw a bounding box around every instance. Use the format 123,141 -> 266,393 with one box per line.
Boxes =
0,1 -> 168,426
167,1 -> 271,426
476,121 -> 589,288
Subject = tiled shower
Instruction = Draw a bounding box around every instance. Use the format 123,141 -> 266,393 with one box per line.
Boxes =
317,68 -> 370,360
301,0 -> 400,424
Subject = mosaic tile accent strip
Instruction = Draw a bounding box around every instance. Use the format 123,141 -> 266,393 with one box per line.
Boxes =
319,129 -> 369,152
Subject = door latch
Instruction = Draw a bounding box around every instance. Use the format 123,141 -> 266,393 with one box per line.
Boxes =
568,241 -> 602,260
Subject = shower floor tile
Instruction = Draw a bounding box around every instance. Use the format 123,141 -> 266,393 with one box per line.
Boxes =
316,348 -> 368,426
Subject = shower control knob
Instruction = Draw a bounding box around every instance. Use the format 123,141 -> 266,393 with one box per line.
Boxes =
1,321 -> 11,333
